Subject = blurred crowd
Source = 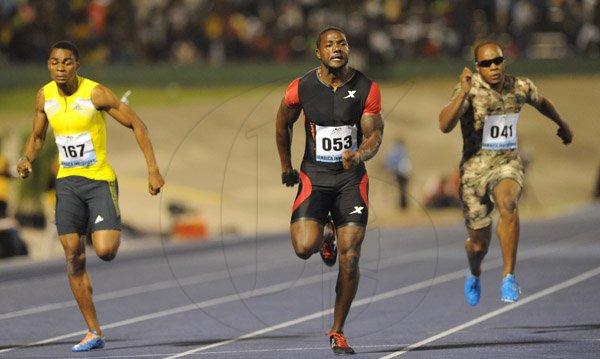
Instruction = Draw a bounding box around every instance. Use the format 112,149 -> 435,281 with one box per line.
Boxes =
0,0 -> 599,67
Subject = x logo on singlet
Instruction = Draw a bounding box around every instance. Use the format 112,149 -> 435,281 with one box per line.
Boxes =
343,90 -> 356,99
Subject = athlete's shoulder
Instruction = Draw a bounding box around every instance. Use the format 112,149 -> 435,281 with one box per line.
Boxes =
79,76 -> 101,92
42,80 -> 55,92
352,69 -> 372,80
350,69 -> 374,85
298,68 -> 319,84
510,74 -> 535,88
284,77 -> 302,107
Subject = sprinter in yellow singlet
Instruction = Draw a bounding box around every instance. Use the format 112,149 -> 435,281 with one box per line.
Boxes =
16,41 -> 164,352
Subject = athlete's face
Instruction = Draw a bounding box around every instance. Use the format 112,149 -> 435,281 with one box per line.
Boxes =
316,30 -> 349,70
475,44 -> 505,87
48,48 -> 80,85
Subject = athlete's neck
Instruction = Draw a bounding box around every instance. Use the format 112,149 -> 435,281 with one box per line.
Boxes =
57,77 -> 79,97
491,79 -> 504,93
318,66 -> 353,91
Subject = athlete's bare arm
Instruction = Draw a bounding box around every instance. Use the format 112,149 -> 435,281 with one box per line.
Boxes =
17,88 -> 49,178
91,84 -> 165,195
275,98 -> 302,186
342,113 -> 384,170
439,67 -> 472,133
531,95 -> 573,145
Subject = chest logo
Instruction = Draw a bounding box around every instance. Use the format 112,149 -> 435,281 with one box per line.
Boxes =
343,90 -> 356,99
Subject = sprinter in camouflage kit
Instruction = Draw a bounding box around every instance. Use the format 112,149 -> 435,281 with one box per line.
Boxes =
438,41 -> 573,306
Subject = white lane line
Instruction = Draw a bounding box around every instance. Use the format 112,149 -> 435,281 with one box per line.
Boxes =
161,228 -> 600,359
161,267 -> 480,358
0,239 -> 440,321
165,308 -> 335,359
164,234 -> 591,359
3,228 -> 597,356
0,247 -> 437,355
379,265 -> 600,358
0,225 -> 449,320
0,259 -> 292,321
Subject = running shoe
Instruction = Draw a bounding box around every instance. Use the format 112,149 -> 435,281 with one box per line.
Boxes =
464,272 -> 481,306
327,331 -> 355,355
501,274 -> 521,303
320,217 -> 337,267
71,331 -> 105,352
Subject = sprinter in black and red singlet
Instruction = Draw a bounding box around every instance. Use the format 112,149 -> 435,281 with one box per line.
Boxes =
275,26 -> 383,356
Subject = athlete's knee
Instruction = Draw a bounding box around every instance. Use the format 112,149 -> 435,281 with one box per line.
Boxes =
98,251 -> 117,262
95,246 -> 118,261
65,252 -> 86,275
497,198 -> 519,219
92,234 -> 120,261
466,237 -> 489,255
93,239 -> 119,261
290,232 -> 318,260
466,227 -> 491,254
295,250 -> 313,260
292,241 -> 314,260
339,250 -> 360,277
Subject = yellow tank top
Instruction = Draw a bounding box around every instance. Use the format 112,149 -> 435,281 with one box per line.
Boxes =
44,76 -> 115,181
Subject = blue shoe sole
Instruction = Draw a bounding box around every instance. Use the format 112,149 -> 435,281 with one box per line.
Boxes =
71,338 -> 105,352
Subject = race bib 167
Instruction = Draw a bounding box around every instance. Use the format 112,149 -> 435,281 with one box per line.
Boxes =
55,132 -> 98,168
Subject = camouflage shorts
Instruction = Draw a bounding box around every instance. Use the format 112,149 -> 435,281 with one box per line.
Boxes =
459,151 -> 524,230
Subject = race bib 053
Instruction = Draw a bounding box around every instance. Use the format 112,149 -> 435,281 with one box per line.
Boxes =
315,125 -> 358,163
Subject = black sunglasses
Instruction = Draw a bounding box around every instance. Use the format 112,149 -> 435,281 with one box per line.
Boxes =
476,56 -> 504,68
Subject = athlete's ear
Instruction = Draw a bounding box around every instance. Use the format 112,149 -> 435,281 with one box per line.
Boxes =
76,61 -> 81,72
315,48 -> 321,60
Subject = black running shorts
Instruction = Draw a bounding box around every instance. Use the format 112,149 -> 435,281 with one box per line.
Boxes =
55,176 -> 121,235
291,165 -> 369,227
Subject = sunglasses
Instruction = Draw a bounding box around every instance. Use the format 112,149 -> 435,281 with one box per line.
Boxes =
476,56 -> 504,68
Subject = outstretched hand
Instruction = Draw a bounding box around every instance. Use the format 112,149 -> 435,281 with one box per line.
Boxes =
281,169 -> 299,187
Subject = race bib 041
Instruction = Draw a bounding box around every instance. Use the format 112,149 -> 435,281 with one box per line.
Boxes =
315,125 -> 358,163
55,132 -> 98,168
482,113 -> 519,150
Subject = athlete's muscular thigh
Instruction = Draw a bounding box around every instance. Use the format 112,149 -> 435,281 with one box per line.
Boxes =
332,167 -> 369,227
492,178 -> 521,215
